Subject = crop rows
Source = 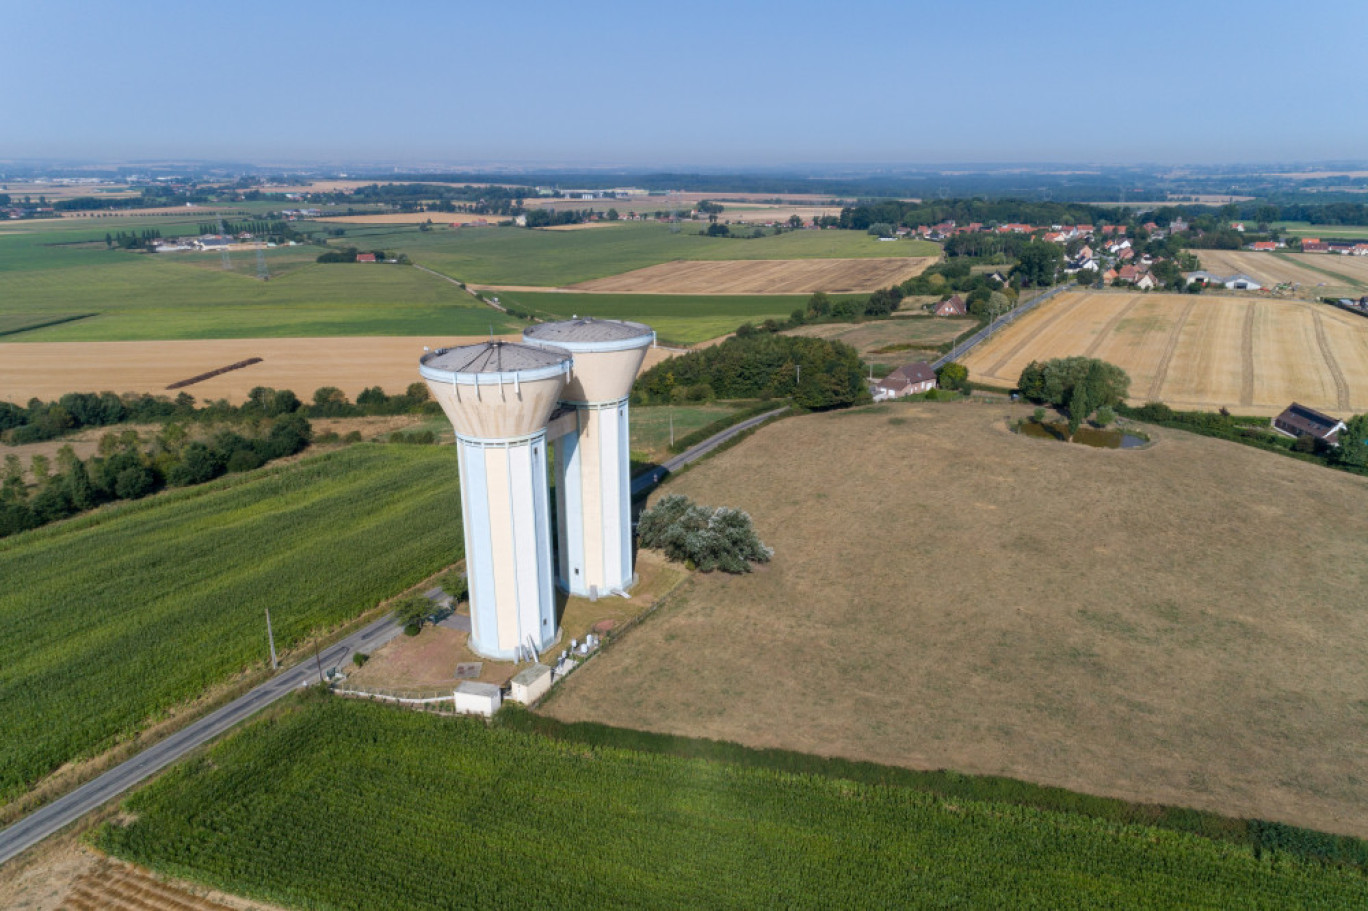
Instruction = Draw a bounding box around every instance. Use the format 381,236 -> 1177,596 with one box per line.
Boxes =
0,445 -> 461,804
97,696 -> 1368,909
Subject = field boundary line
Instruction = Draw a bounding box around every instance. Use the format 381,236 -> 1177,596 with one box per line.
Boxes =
1274,251 -> 1366,291
983,289 -> 1088,377
411,263 -> 507,312
1146,296 -> 1198,401
1083,295 -> 1142,358
1312,310 -> 1352,411
1240,303 -> 1256,406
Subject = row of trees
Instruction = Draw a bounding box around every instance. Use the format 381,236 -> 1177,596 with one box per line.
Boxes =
1,384 -> 437,447
0,414 -> 313,538
633,334 -> 869,410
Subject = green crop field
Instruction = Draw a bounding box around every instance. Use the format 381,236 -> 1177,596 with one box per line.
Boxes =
326,221 -> 941,287
0,220 -> 518,341
0,445 -> 461,806
492,290 -> 848,344
97,696 -> 1368,910
1272,221 -> 1368,239
630,403 -> 745,460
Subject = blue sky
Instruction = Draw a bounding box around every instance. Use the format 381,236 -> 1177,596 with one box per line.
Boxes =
3,0 -> 1365,167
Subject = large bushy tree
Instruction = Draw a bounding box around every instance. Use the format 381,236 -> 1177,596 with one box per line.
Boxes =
1017,357 -> 1130,421
637,495 -> 772,574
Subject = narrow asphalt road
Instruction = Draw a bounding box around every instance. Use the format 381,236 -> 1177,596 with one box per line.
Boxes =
931,283 -> 1074,370
1,406 -> 789,868
631,406 -> 789,497
0,615 -> 404,867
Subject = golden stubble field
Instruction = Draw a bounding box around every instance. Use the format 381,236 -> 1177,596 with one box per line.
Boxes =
0,336 -> 674,404
546,405 -> 1368,837
960,291 -> 1368,415
569,257 -> 935,294
1197,250 -> 1362,294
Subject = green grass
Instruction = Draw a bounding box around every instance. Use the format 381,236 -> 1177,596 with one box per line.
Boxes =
630,403 -> 744,457
494,290 -> 861,345
0,445 -> 462,805
1271,221 -> 1368,239
96,695 -> 1368,910
341,221 -> 941,286
0,223 -> 518,340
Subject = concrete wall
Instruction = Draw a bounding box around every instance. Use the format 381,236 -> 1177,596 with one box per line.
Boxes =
457,432 -> 558,660
554,397 -> 633,596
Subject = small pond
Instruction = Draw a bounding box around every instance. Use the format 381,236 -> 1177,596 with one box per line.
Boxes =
1017,420 -> 1147,450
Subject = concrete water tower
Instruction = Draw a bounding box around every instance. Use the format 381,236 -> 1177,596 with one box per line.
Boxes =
522,318 -> 655,599
420,341 -> 572,661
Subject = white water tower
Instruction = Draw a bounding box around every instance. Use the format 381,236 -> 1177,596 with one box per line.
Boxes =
420,341 -> 571,661
522,318 -> 655,598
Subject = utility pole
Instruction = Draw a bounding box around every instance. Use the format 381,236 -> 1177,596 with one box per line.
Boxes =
265,608 -> 278,670
314,639 -> 324,685
668,404 -> 674,448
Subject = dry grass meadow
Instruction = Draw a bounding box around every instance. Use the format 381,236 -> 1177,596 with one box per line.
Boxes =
784,316 -> 971,360
0,337 -> 677,404
960,290 -> 1368,415
546,404 -> 1368,837
569,257 -> 935,294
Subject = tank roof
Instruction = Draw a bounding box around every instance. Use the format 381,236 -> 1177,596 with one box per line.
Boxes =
524,318 -> 654,351
420,341 -> 569,376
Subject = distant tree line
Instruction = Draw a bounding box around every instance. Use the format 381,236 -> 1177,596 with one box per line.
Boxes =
0,413 -> 312,538
1,384 -> 436,447
316,247 -> 408,264
633,334 -> 869,410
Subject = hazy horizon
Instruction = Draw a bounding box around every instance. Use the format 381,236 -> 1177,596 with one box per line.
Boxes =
4,0 -> 1365,166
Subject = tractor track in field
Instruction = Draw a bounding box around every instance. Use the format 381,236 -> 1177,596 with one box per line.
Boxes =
1312,310 -> 1352,411
1083,296 -> 1142,358
1147,296 -> 1198,401
1239,302 -> 1256,406
984,291 -> 1091,377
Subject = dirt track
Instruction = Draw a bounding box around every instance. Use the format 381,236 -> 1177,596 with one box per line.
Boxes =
0,336 -> 675,404
961,290 -> 1368,415
569,257 -> 935,294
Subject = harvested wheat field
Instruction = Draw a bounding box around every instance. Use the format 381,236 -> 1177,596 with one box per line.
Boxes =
1289,252 -> 1368,286
546,404 -> 1368,837
1197,250 -> 1355,293
960,290 -> 1368,415
0,337 -> 675,404
569,257 -> 935,295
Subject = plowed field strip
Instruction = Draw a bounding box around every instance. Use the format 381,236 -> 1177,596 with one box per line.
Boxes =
1313,311 -> 1352,410
1083,296 -> 1142,358
1147,297 -> 1198,400
984,292 -> 1093,377
1240,303 -> 1256,406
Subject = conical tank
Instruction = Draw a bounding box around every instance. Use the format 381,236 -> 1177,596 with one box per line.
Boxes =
420,341 -> 572,661
522,319 -> 655,598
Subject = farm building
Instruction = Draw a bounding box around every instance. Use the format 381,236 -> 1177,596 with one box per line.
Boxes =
1247,241 -> 1282,251
872,361 -> 936,401
1272,402 -> 1346,446
355,253 -> 377,263
1302,239 -> 1329,253
934,295 -> 967,317
1183,271 -> 1263,291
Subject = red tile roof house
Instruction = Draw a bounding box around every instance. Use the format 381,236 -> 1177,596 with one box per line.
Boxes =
1301,238 -> 1329,253
933,295 -> 968,316
1272,402 -> 1346,446
355,253 -> 377,263
1247,241 -> 1279,251
872,361 -> 937,401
